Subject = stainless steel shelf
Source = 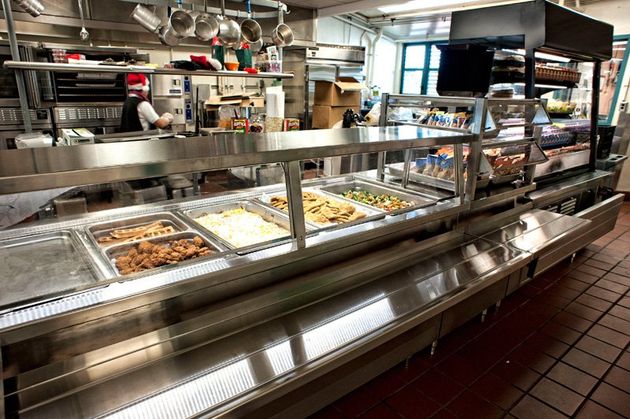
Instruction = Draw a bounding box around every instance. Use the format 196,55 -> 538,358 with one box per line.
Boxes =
482,137 -> 535,149
0,126 -> 472,194
3,61 -> 295,80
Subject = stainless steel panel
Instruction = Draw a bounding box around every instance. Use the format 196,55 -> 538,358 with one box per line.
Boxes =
182,201 -> 293,252
86,212 -> 191,250
0,231 -> 99,310
12,235 -> 529,418
103,231 -> 226,277
318,179 -> 436,215
387,162 -> 456,192
0,126 -> 472,194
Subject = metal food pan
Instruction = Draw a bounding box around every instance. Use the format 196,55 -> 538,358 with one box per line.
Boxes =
182,201 -> 294,251
318,180 -> 436,214
86,212 -> 191,250
104,231 -> 224,277
0,231 -> 100,309
387,162 -> 457,192
261,189 -> 384,229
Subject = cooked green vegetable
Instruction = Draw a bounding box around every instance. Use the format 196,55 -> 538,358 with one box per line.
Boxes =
341,190 -> 414,212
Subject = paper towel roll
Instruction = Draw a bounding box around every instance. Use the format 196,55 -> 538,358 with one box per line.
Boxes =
265,87 -> 285,118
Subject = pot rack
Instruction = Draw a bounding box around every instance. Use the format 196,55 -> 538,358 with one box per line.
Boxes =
121,0 -> 290,20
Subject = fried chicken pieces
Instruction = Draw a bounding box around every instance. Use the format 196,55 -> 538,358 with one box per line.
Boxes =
115,235 -> 213,275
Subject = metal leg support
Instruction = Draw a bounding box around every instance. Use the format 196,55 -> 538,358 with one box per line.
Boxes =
495,299 -> 502,313
481,308 -> 488,323
282,161 -> 307,249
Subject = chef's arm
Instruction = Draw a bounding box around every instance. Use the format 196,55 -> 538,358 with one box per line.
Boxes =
154,114 -> 173,129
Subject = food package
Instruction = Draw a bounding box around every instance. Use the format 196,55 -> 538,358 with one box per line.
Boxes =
283,118 -> 300,131
231,118 -> 249,133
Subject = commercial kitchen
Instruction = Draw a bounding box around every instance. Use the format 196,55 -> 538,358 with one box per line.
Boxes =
1,0 -> 630,417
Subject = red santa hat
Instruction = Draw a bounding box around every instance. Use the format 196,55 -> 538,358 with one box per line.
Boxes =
127,73 -> 148,91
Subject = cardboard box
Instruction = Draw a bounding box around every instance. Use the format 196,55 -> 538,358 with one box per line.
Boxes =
314,77 -> 365,107
312,105 -> 350,129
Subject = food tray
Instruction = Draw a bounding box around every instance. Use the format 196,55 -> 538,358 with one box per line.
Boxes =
260,188 -> 384,229
0,231 -> 100,309
86,212 -> 192,250
104,232 -> 224,277
318,180 -> 436,215
387,162 -> 456,192
182,201 -> 295,252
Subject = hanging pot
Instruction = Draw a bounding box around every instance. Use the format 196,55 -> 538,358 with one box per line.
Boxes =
194,0 -> 219,42
131,4 -> 162,34
217,0 -> 241,48
271,2 -> 293,47
240,0 -> 262,44
168,1 -> 194,39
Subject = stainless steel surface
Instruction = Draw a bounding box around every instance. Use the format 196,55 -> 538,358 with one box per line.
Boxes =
86,212 -> 191,250
0,231 -> 99,310
527,170 -> 612,208
14,0 -> 45,17
478,210 -> 589,257
0,196 -> 464,336
218,0 -> 241,47
182,200 -> 293,251
387,162 -> 456,192
272,2 -> 293,47
168,8 -> 195,38
194,12 -> 219,42
3,61 -> 295,79
159,25 -> 181,46
103,231 -> 225,277
9,232 -> 529,418
0,126 -> 471,194
534,149 -> 591,178
131,4 -> 162,34
240,0 -> 262,44
318,179 -> 436,215
470,184 -> 537,211
2,0 -> 32,132
284,161 -> 307,248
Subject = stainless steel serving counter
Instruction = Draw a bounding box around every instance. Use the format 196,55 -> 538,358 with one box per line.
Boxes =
0,126 -> 471,194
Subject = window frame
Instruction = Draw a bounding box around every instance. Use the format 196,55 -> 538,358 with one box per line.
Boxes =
400,41 -> 445,95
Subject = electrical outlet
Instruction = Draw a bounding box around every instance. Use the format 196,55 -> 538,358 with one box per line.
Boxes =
620,101 -> 628,112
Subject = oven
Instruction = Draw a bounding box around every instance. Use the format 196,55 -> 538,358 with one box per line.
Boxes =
0,108 -> 53,149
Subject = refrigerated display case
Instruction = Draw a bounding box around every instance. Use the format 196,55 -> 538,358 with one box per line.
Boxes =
0,104 -> 623,418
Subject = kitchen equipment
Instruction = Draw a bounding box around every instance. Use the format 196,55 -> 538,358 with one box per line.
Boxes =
131,4 -> 162,34
168,1 -> 195,39
240,0 -> 262,44
249,38 -> 264,53
77,0 -> 89,41
0,231 -> 99,309
272,2 -> 293,47
13,0 -> 44,17
159,25 -> 180,47
218,0 -> 241,48
194,0 -> 219,42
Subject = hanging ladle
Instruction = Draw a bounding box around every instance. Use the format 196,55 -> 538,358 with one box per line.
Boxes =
77,0 -> 89,41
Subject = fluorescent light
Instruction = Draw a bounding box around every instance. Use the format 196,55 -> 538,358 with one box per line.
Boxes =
379,0 -> 477,14
534,52 -> 571,63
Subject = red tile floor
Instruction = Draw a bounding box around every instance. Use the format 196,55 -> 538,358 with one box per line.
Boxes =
311,202 -> 630,419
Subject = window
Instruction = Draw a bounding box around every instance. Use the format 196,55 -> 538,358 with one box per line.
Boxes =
400,42 -> 444,95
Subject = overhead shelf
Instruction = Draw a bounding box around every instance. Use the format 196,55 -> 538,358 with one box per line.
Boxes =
2,61 -> 295,80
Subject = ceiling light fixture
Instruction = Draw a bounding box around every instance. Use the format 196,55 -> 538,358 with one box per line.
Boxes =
378,0 -> 478,14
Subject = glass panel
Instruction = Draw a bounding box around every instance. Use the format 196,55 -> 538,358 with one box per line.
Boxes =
402,70 -> 423,94
404,45 -> 426,69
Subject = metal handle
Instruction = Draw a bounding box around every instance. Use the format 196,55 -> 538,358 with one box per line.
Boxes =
278,0 -> 283,24
246,0 -> 252,17
221,0 -> 226,17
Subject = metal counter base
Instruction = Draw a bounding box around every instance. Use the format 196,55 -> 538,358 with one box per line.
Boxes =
4,203 -> 624,419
